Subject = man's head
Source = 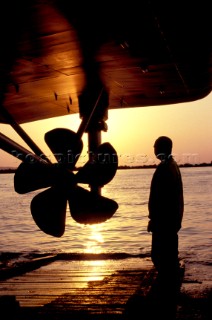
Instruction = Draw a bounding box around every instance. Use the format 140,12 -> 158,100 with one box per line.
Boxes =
154,136 -> 172,159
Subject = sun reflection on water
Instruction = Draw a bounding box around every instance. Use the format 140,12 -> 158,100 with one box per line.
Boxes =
84,224 -> 104,254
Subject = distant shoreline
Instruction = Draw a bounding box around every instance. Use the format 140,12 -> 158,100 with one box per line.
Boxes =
0,162 -> 212,174
118,162 -> 212,170
0,168 -> 17,174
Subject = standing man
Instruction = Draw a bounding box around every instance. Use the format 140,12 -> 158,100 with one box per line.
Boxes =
147,136 -> 184,318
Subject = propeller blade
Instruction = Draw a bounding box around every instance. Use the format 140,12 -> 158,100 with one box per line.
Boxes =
68,186 -> 118,225
14,162 -> 57,194
31,187 -> 67,237
76,142 -> 118,186
45,128 -> 83,169
14,162 -> 76,194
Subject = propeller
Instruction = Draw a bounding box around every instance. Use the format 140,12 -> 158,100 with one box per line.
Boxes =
14,128 -> 119,237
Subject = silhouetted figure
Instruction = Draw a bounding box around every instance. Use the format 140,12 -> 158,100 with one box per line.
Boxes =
147,136 -> 184,319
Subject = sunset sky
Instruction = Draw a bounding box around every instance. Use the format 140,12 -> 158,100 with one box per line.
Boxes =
0,91 -> 212,168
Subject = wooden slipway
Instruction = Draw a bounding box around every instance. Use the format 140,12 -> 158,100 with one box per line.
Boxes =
0,256 -> 156,318
0,256 -> 210,320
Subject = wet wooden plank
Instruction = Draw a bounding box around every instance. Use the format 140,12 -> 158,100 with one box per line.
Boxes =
0,259 -> 154,312
0,257 -> 211,320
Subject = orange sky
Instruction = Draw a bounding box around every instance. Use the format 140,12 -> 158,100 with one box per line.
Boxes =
1,92 -> 212,168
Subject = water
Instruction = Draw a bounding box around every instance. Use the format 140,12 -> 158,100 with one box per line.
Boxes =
0,167 -> 212,283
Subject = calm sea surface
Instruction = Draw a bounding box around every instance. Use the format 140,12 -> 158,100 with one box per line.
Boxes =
0,167 -> 212,282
